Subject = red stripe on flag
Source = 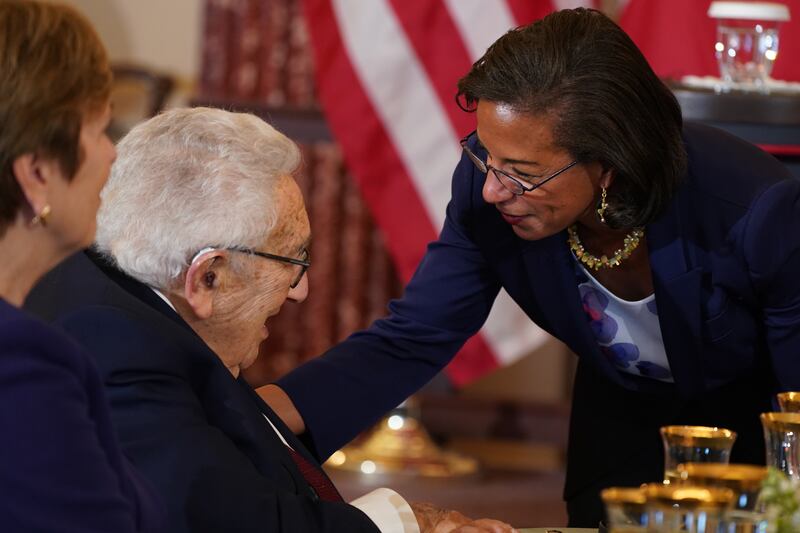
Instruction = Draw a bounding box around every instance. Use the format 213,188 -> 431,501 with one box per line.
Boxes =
387,0 -> 476,138
303,0 -> 434,279
303,0 -> 499,384
506,0 -> 557,25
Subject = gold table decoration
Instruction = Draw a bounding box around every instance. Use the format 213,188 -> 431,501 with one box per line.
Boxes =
324,409 -> 478,477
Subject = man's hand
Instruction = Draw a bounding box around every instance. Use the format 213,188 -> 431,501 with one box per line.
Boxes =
410,502 -> 517,533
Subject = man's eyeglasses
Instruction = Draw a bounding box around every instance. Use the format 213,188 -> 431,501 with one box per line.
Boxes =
460,136 -> 578,196
228,246 -> 310,288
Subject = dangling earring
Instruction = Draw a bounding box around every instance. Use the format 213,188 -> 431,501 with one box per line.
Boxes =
31,204 -> 51,227
596,187 -> 607,224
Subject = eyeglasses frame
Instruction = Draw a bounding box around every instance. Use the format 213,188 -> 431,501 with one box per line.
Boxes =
460,135 -> 578,196
227,246 -> 310,288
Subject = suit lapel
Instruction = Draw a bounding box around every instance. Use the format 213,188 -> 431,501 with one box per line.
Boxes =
204,372 -> 313,488
237,381 -> 338,489
646,196 -> 705,398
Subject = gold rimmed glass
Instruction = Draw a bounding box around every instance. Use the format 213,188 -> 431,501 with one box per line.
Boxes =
676,463 -> 768,532
643,483 -> 735,532
601,487 -> 648,532
761,412 -> 800,479
777,392 -> 800,413
660,425 -> 737,484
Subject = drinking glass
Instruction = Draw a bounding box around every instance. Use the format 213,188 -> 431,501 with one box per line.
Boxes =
660,426 -> 737,484
777,392 -> 800,413
644,483 -> 735,533
708,1 -> 790,87
676,463 -> 768,533
761,412 -> 800,479
601,487 -> 648,533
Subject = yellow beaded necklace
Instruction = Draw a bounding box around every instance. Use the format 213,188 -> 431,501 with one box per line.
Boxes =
567,225 -> 644,271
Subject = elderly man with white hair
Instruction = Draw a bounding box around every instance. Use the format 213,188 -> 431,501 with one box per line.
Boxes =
26,107 -> 515,533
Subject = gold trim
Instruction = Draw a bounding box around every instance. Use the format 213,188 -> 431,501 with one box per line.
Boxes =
601,487 -> 647,505
777,392 -> 800,413
677,463 -> 767,491
643,483 -> 735,509
660,425 -> 736,447
761,411 -> 800,430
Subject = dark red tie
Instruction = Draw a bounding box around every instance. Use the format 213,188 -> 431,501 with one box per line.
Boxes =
285,446 -> 344,502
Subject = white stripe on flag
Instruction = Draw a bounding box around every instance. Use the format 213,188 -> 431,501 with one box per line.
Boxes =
443,0 -> 517,62
331,0 -> 458,231
488,291 -> 551,365
554,0 -> 595,10
332,0 -> 549,369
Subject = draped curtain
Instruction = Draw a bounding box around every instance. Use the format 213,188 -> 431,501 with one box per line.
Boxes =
199,0 -> 402,385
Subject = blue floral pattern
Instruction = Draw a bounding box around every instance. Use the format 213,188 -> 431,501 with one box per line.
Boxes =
579,286 -> 617,343
573,259 -> 673,382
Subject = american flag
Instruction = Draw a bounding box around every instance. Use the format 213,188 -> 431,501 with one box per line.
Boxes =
302,0 -> 595,385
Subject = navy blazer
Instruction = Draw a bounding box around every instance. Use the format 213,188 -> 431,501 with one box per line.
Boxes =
25,252 -> 379,533
277,122 -> 800,526
0,299 -> 164,532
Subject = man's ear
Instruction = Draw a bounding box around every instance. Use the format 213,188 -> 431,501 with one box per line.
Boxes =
183,249 -> 226,320
11,153 -> 59,221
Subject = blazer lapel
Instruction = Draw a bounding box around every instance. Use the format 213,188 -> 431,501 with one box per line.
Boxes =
646,194 -> 705,398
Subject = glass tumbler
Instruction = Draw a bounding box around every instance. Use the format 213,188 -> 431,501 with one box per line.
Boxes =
676,463 -> 768,533
601,487 -> 648,533
660,426 -> 737,484
644,483 -> 735,533
761,412 -> 800,479
708,1 -> 791,87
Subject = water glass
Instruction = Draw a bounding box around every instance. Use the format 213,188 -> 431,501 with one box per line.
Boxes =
601,487 -> 648,532
644,483 -> 735,532
661,426 -> 737,484
676,463 -> 768,533
708,1 -> 790,87
761,412 -> 800,479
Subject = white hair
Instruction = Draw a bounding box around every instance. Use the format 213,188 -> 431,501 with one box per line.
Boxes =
94,107 -> 301,289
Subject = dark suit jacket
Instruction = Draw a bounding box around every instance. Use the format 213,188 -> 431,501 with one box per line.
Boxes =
26,252 -> 379,533
0,299 -> 164,532
276,122 -> 800,526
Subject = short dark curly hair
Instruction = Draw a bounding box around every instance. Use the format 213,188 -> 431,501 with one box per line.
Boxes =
457,8 -> 686,230
0,0 -> 112,235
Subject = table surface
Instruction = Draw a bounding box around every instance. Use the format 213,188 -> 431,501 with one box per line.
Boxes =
520,529 -> 597,533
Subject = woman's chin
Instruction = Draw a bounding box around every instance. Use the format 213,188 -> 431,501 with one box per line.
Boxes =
510,221 -> 554,241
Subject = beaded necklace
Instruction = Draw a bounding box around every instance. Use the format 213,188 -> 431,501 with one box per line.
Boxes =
567,225 -> 644,271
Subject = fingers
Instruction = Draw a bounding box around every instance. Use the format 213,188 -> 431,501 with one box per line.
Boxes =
448,518 -> 518,533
